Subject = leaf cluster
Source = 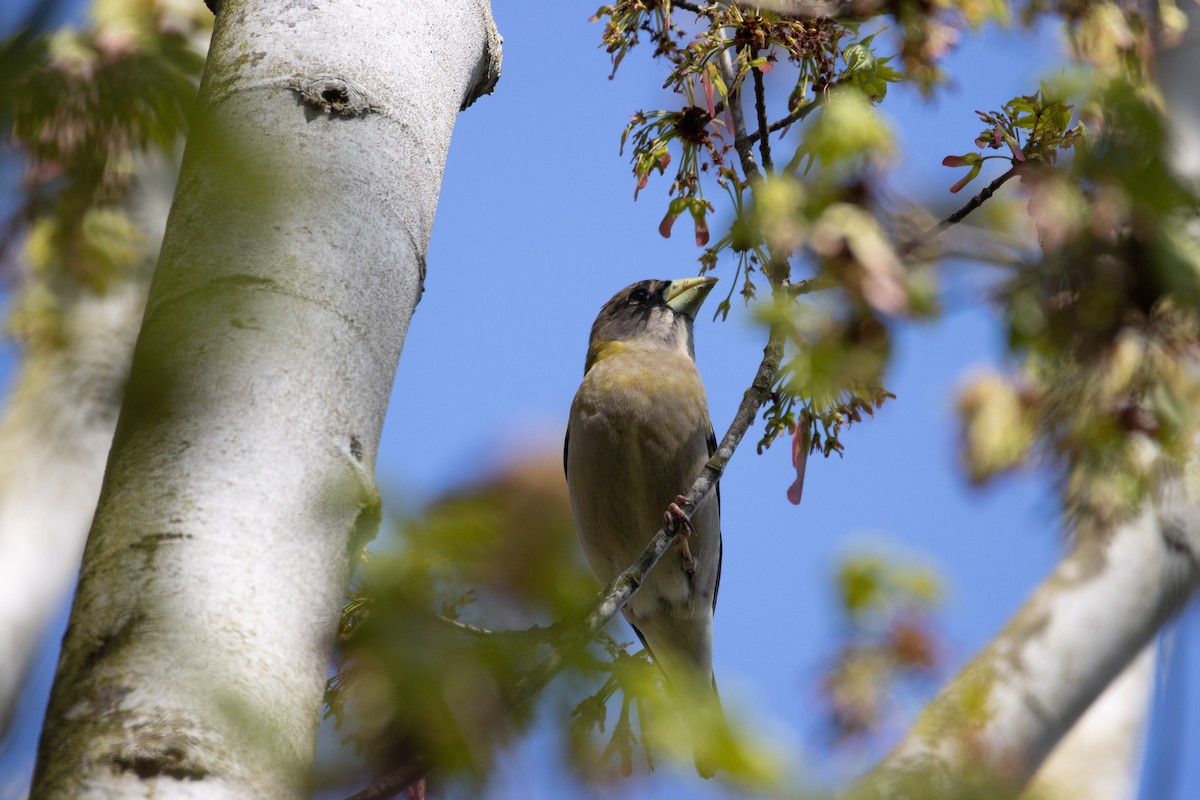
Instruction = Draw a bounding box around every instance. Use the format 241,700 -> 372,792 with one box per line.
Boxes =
597,0 -> 1200,527
958,64 -> 1200,521
942,85 -> 1082,194
567,646 -> 662,779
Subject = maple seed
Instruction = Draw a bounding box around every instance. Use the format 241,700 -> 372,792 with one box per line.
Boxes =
659,211 -> 680,239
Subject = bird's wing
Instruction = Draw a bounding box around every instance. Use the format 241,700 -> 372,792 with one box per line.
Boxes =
709,425 -> 722,615
629,623 -> 654,663
563,427 -> 570,478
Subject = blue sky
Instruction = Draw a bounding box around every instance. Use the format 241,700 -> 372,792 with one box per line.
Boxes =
2,2 -> 1198,799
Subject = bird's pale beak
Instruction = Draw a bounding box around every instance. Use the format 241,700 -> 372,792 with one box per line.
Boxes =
664,277 -> 719,319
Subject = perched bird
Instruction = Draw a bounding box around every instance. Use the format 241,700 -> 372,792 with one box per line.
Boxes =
564,277 -> 732,777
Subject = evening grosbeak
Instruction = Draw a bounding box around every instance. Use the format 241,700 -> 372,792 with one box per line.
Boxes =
564,277 -> 733,777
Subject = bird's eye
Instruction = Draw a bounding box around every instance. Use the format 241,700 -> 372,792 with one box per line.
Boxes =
629,288 -> 650,304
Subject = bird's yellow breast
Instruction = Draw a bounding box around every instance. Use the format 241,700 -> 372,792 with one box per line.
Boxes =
580,340 -> 700,410
580,340 -> 708,421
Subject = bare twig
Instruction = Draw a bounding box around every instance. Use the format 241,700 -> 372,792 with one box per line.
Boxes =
784,275 -> 835,296
679,0 -> 859,16
746,0 -> 860,18
751,55 -> 774,173
899,166 -> 1021,256
717,27 -> 796,285
426,611 -> 559,643
430,613 -> 495,637
740,99 -> 823,150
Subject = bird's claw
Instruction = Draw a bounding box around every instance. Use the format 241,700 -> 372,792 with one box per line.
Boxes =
665,496 -> 697,574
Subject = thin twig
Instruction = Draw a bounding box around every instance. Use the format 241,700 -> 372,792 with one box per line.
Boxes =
374,595 -> 563,642
784,275 -> 835,296
717,27 -> 796,285
899,166 -> 1020,256
679,0 -> 859,17
426,611 -> 560,643
431,614 -> 495,637
745,0 -> 859,18
751,55 -> 774,173
740,99 -> 823,150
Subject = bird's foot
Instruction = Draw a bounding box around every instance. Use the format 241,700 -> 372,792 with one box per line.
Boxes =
665,496 -> 696,574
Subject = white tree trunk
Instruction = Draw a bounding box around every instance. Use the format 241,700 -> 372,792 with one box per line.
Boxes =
853,479 -> 1200,797
30,1 -> 500,797
1021,643 -> 1156,800
0,148 -> 177,735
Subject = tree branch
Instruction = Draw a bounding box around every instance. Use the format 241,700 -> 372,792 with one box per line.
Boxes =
345,754 -> 432,800
672,0 -> 713,15
744,0 -> 861,18
423,609 -> 559,642
677,0 -> 860,17
783,275 -> 835,296
349,25 -> 803,800
498,17 -> 794,755
717,27 -> 795,285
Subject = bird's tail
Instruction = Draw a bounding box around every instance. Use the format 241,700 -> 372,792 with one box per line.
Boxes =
691,675 -> 744,779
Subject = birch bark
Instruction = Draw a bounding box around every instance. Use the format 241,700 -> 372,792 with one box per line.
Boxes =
30,2 -> 500,796
1022,644 -> 1156,800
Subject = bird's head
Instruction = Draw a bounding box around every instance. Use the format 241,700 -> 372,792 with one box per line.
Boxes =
585,277 -> 718,371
